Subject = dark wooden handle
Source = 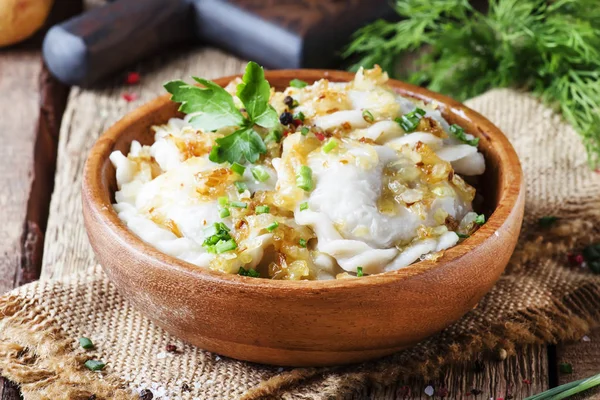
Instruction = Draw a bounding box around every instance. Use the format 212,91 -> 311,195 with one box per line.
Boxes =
42,0 -> 195,87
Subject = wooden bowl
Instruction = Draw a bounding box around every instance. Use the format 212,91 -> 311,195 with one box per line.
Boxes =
82,70 -> 524,367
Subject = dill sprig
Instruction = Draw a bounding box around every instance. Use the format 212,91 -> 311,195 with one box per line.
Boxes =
345,0 -> 600,167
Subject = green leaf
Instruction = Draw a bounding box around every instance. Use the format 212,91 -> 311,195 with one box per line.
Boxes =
210,127 -> 266,164
164,78 -> 244,131
236,61 -> 279,129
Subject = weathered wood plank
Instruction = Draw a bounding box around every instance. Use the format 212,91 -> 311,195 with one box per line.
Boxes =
555,328 -> 600,399
352,345 -> 548,399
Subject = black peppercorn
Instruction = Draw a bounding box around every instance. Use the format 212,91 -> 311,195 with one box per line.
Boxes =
166,344 -> 178,353
139,389 -> 153,400
283,96 -> 294,108
279,111 -> 293,125
182,383 -> 191,392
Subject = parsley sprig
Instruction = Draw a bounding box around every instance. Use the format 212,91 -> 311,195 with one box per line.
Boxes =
164,62 -> 279,164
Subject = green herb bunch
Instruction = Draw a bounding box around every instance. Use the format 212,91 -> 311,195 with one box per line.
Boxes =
345,0 -> 600,167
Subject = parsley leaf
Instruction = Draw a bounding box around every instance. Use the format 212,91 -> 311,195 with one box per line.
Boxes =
210,127 -> 266,164
236,61 -> 279,129
165,62 -> 279,165
164,79 -> 244,131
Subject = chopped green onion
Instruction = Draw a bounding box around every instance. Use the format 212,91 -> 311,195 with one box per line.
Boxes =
266,221 -> 279,232
290,79 -> 308,88
84,360 -> 105,371
525,373 -> 600,400
296,166 -> 313,191
449,124 -> 480,146
218,197 -> 229,206
395,108 -> 426,133
251,166 -> 270,182
79,337 -> 94,350
475,214 -> 485,225
255,205 -> 270,214
300,127 -> 309,136
230,201 -> 247,208
231,162 -> 246,176
234,181 -> 248,193
538,216 -> 558,228
356,266 -> 364,277
322,138 -> 338,153
291,99 -> 299,108
215,239 -> 237,254
219,208 -> 230,218
202,222 -> 233,252
293,111 -> 305,122
300,202 -> 309,211
299,238 -> 307,248
457,232 -> 470,239
265,129 -> 282,144
238,267 -> 260,278
362,109 -> 374,123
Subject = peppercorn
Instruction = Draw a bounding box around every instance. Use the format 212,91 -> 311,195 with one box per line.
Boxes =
166,344 -> 178,353
279,111 -> 293,125
182,383 -> 191,392
139,389 -> 153,400
283,96 -> 294,108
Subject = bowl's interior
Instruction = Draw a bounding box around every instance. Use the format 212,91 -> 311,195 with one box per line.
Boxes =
93,70 -> 517,283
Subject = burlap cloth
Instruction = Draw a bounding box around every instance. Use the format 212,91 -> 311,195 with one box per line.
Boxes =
1,89 -> 599,400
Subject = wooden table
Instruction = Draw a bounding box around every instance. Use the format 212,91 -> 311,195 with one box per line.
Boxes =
1,2 -> 598,399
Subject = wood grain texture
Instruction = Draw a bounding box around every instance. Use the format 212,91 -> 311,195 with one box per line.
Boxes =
555,328 -> 600,399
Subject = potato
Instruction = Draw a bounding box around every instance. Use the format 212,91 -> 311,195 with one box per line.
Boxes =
0,0 -> 54,47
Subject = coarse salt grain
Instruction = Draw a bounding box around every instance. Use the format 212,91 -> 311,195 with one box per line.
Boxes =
582,335 -> 591,342
424,385 -> 434,396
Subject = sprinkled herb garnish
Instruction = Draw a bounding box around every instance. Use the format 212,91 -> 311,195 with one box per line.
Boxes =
234,181 -> 248,193
84,360 -> 105,371
265,129 -> 282,143
583,243 -> 600,274
229,201 -> 248,208
457,233 -> 470,239
165,62 -> 278,164
203,222 -> 236,254
231,162 -> 246,176
79,337 -> 94,350
290,78 -> 308,88
238,267 -> 260,277
362,109 -> 374,123
356,266 -> 364,277
300,127 -> 309,136
559,362 -> 573,374
255,205 -> 270,214
251,166 -> 270,182
266,221 -> 279,232
395,108 -> 426,133
294,111 -> 305,122
218,196 -> 229,206
322,138 -> 338,153
300,202 -> 309,211
449,124 -> 480,146
299,238 -> 307,248
296,166 -> 314,191
475,214 -> 485,225
538,216 -> 559,228
219,208 -> 230,218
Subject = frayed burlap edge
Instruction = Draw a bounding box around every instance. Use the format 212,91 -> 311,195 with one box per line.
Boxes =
240,218 -> 600,400
0,295 -> 135,400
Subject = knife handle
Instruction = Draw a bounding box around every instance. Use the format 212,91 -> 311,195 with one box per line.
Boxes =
43,0 -> 195,87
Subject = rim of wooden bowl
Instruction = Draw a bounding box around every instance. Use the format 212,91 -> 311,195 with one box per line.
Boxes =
82,69 -> 523,290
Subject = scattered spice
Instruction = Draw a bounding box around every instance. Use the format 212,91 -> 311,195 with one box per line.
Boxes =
538,215 -> 559,228
125,72 -> 141,85
139,389 -> 153,400
567,252 -> 585,267
495,348 -> 508,361
166,344 -> 178,353
314,132 -> 325,141
182,383 -> 191,392
559,362 -> 573,374
279,111 -> 293,125
122,93 -> 138,102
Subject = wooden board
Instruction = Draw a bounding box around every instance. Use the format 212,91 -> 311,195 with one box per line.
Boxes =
555,329 -> 600,399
